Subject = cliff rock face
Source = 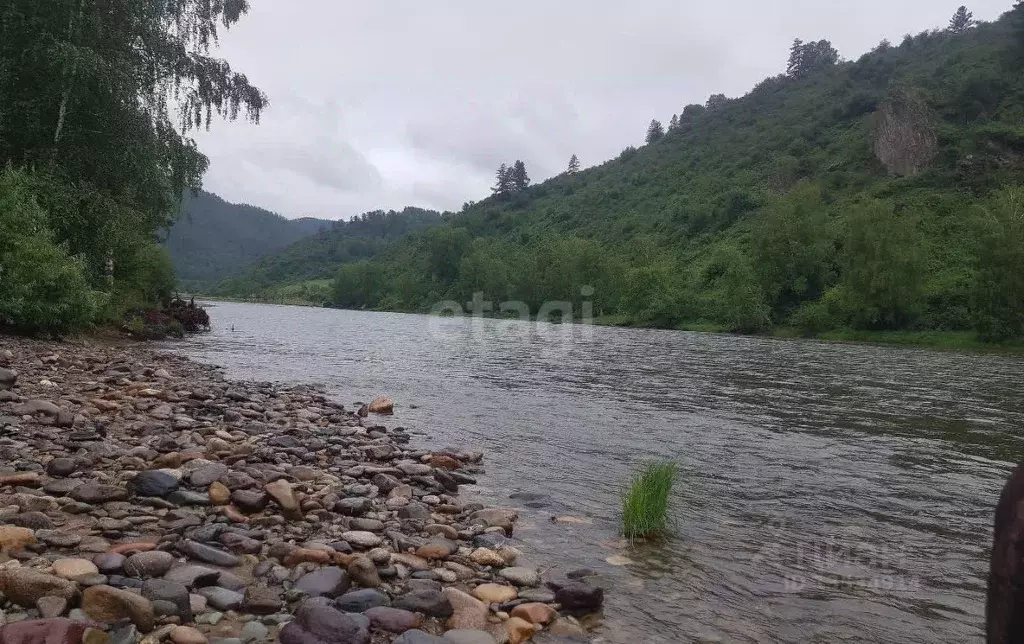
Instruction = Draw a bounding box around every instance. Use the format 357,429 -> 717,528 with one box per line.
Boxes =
873,89 -> 939,176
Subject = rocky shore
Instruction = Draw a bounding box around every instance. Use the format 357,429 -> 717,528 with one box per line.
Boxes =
0,336 -> 602,644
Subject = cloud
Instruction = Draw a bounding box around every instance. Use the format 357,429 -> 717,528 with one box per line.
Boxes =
192,0 -> 1014,219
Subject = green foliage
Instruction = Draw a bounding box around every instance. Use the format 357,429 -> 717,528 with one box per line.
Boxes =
699,246 -> 771,333
974,187 -> 1024,340
645,119 -> 665,144
213,207 -> 441,297
0,169 -> 97,334
752,182 -> 836,317
0,0 -> 266,334
787,38 -> 840,77
837,201 -> 926,330
333,261 -> 387,309
621,461 -> 677,541
948,6 -> 976,34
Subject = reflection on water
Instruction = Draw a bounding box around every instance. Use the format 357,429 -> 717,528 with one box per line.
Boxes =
170,301 -> 1024,643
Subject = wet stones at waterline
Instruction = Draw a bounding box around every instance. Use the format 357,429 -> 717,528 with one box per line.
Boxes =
0,336 -> 605,643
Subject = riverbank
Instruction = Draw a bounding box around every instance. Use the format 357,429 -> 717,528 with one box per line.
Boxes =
594,316 -> 1024,355
192,291 -> 1024,355
0,334 -> 602,643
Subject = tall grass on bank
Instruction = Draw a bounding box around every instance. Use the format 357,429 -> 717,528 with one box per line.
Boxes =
621,460 -> 677,541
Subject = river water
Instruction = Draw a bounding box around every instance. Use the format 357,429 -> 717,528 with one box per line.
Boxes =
171,301 -> 1024,643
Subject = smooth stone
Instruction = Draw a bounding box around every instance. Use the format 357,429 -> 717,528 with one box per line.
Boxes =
163,565 -> 220,588
153,599 -> 180,617
239,621 -> 269,643
124,551 -> 176,578
166,490 -> 211,506
82,585 -> 155,633
442,588 -> 487,631
0,568 -> 80,607
516,588 -> 555,603
335,498 -> 371,516
242,586 -> 283,615
335,589 -> 391,613
398,503 -> 431,521
52,558 -> 100,580
394,631 -> 446,644
71,483 -> 128,504
264,479 -> 301,519
0,525 -> 37,551
498,567 -> 540,587
364,606 -> 420,633
506,617 -> 535,644
208,482 -> 231,506
132,471 -> 179,498
511,602 -> 557,625
109,624 -> 140,644
278,599 -> 370,644
12,511 -> 54,530
94,553 -> 126,574
343,556 -> 379,589
179,540 -> 240,567
0,619 -> 92,644
341,531 -> 382,548
230,490 -> 268,513
294,567 -> 350,598
472,584 -> 517,604
141,579 -> 193,623
35,595 -> 69,618
197,586 -> 243,611
189,464 -> 229,487
170,626 -> 207,644
392,588 -> 453,619
45,458 -> 76,477
443,630 -> 497,644
553,582 -> 604,613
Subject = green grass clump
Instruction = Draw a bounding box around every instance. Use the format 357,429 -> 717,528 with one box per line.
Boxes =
621,460 -> 677,540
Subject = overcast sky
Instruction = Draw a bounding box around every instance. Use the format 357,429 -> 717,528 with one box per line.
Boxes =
193,0 -> 1014,220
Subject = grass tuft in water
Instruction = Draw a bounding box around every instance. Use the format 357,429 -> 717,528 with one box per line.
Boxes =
621,460 -> 677,541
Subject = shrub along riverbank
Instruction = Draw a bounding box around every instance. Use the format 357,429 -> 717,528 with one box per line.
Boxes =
0,0 -> 266,336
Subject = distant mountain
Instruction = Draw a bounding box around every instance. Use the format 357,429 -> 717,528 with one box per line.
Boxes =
212,207 -> 444,299
164,191 -> 330,290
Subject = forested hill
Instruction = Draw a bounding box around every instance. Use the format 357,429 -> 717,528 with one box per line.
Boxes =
224,5 -> 1024,341
211,207 -> 443,301
164,192 -> 330,291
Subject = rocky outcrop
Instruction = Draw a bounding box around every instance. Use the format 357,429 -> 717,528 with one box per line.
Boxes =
873,86 -> 939,176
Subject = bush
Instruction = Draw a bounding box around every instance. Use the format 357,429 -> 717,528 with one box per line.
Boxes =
974,188 -> 1024,340
621,460 -> 677,540
0,169 -> 97,335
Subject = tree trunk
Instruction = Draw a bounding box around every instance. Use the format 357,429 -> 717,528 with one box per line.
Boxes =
54,0 -> 86,145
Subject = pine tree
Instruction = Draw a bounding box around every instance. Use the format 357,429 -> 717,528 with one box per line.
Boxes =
787,39 -> 804,76
492,163 -> 513,197
948,6 -> 975,34
567,154 -> 581,174
786,39 -> 839,77
645,119 -> 665,144
669,114 -> 680,131
706,94 -> 728,110
511,160 -> 530,191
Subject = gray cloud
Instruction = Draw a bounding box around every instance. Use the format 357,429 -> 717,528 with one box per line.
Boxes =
193,0 -> 1013,219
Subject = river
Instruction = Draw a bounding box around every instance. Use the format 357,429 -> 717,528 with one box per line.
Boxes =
170,301 -> 1024,643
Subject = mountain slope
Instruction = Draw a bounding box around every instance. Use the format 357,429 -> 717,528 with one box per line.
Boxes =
220,7 -> 1024,340
326,10 -> 1024,340
212,207 -> 444,300
164,191 -> 330,290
